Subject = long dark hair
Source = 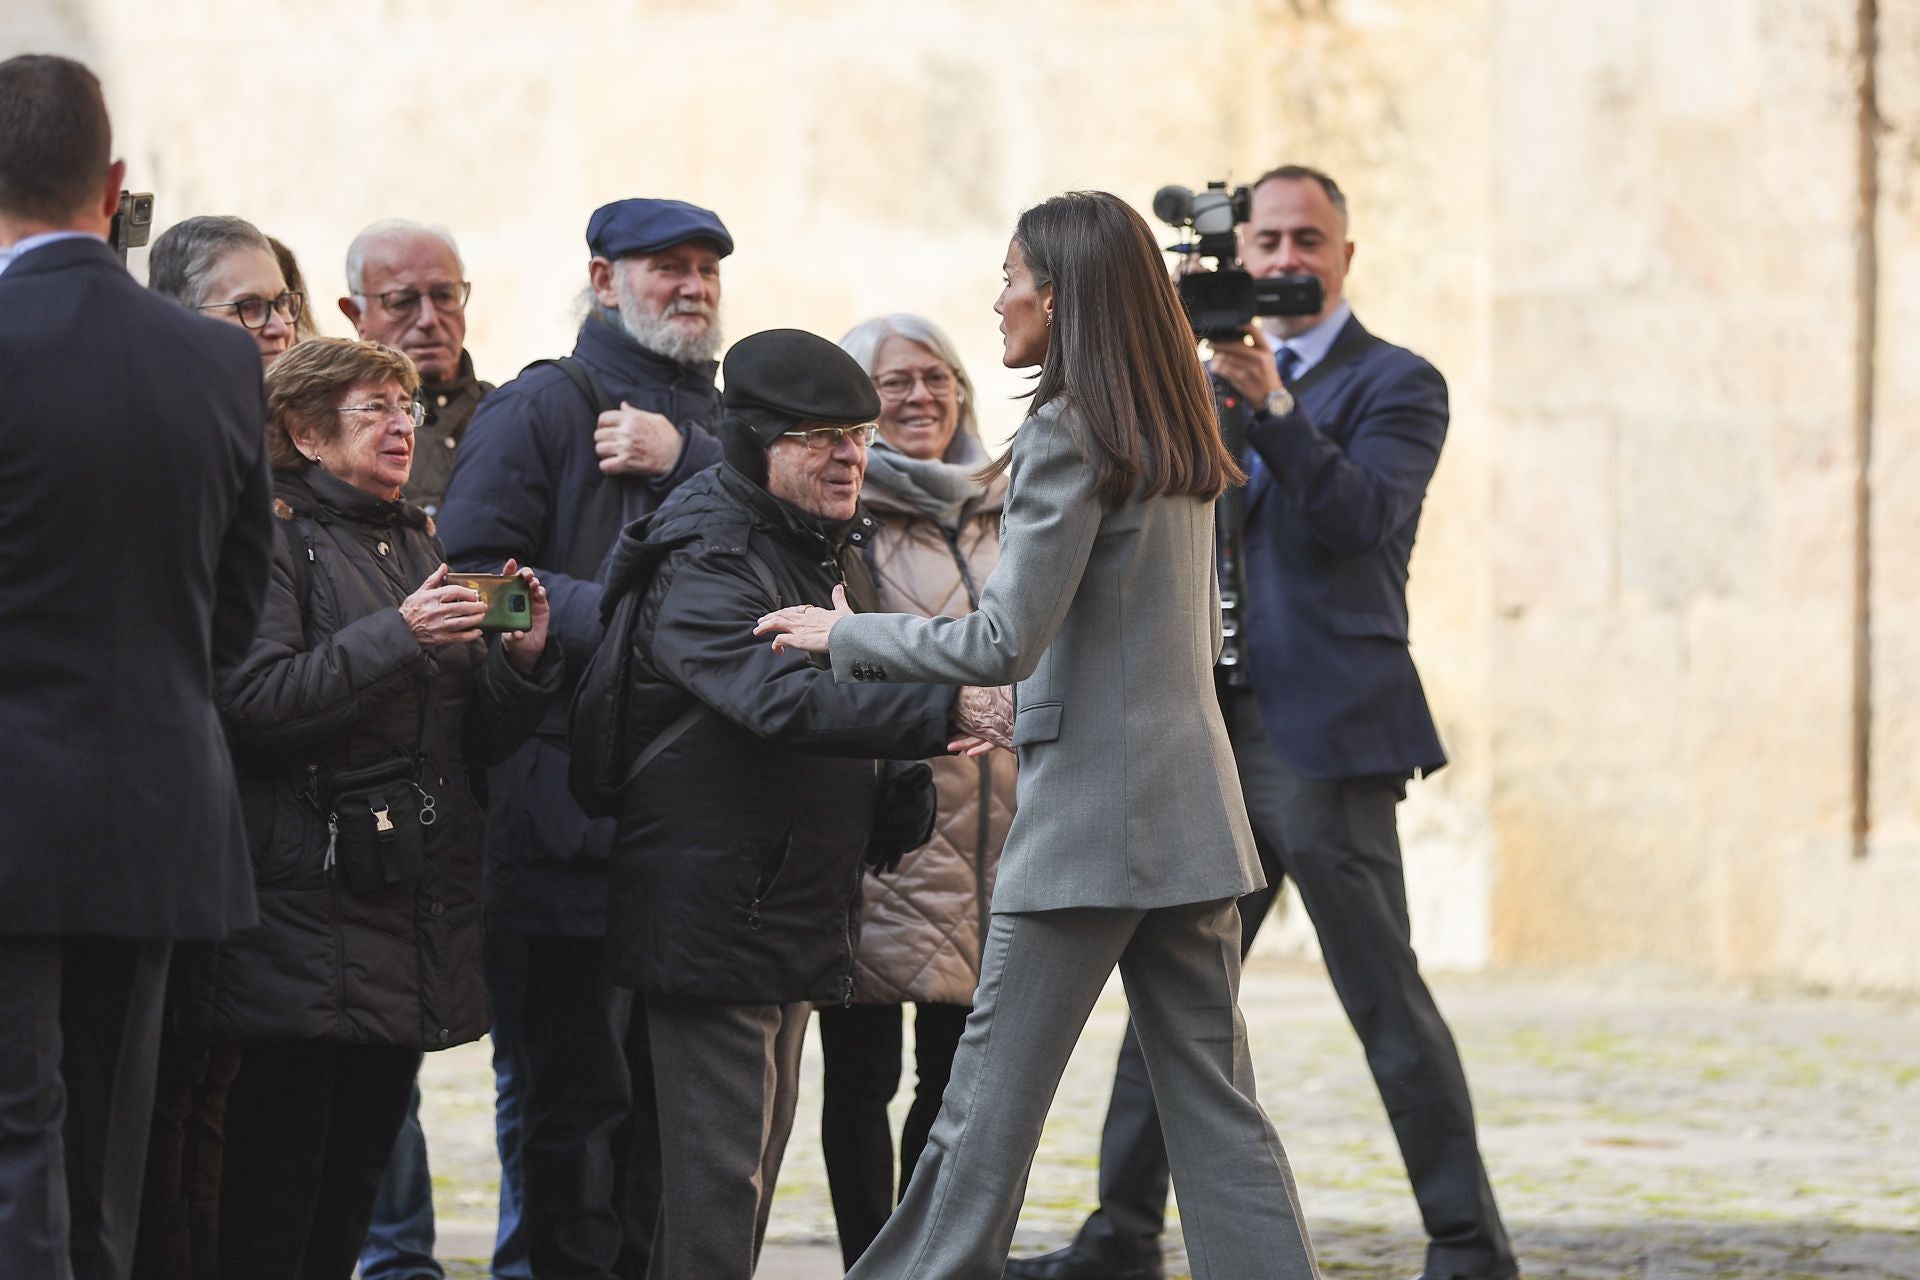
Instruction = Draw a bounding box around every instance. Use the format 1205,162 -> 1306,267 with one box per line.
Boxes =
986,190 -> 1242,506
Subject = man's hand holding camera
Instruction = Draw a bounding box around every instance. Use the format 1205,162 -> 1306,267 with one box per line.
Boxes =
595,400 -> 685,477
1207,323 -> 1284,407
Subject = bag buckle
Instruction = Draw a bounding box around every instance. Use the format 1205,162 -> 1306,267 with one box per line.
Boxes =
372,801 -> 395,833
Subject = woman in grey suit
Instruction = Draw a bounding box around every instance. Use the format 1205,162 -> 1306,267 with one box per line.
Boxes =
758,191 -> 1322,1280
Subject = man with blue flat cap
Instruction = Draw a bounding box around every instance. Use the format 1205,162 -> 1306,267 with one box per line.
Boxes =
438,195 -> 734,1280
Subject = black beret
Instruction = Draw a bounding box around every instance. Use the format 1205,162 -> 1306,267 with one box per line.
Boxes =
586,198 -> 733,259
722,329 -> 882,450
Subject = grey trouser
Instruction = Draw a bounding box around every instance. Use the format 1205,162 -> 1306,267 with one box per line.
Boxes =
845,902 -> 1320,1280
643,996 -> 809,1280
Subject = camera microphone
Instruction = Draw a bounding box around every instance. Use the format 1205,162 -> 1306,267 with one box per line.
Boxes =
1152,185 -> 1196,226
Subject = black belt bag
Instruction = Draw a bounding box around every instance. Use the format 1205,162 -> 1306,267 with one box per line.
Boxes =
316,753 -> 436,894
307,674 -> 439,896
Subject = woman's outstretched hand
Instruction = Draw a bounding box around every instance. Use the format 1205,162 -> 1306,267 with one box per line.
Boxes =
755,583 -> 854,655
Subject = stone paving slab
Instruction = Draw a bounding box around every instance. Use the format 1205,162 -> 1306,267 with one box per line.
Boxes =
411,959 -> 1920,1279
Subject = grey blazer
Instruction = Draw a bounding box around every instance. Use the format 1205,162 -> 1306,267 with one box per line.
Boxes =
832,401 -> 1262,912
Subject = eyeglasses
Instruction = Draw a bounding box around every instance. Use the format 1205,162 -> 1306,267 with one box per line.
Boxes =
336,401 -> 427,428
779,424 -> 877,451
872,369 -> 958,402
357,282 -> 472,319
196,290 -> 305,330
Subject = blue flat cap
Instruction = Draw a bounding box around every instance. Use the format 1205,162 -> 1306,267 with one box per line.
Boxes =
586,198 -> 734,259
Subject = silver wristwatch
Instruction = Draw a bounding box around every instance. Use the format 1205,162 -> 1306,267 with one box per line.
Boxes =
1262,386 -> 1295,417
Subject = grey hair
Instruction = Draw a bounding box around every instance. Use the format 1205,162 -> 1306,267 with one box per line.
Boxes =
147,215 -> 276,307
837,314 -> 980,450
344,219 -> 464,295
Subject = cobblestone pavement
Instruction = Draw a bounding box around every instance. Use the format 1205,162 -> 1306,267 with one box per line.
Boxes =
414,959 -> 1920,1279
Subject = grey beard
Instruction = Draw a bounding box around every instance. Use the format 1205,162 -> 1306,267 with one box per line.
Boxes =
614,282 -> 722,365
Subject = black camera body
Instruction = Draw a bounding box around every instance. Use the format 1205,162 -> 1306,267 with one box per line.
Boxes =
1154,181 -> 1322,341
109,190 -> 154,262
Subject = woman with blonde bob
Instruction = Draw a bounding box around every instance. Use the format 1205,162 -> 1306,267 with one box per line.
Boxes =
180,338 -> 562,1279
759,192 -> 1322,1279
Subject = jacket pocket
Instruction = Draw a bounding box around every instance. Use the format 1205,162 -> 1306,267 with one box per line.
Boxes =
745,827 -> 794,932
1011,701 -> 1064,746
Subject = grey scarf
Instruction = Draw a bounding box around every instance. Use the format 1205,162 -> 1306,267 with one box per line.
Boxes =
862,434 -> 988,529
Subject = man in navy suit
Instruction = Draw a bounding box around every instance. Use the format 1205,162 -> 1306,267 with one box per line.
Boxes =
1009,167 -> 1518,1280
0,54 -> 273,1280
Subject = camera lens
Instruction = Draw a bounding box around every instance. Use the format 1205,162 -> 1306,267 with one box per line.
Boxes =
508,594 -> 528,611
131,195 -> 154,224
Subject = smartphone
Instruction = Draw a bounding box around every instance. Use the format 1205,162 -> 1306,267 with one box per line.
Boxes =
448,573 -> 532,632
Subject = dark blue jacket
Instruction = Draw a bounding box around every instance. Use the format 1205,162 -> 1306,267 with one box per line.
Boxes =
1240,314 -> 1448,780
0,238 -> 273,937
438,314 -> 722,933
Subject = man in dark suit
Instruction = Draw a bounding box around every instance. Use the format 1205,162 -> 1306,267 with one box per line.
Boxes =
1008,166 -> 1518,1280
0,54 -> 274,1280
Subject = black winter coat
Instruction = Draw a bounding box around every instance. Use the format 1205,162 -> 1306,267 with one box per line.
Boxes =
438,315 -> 722,934
182,468 -> 561,1048
593,464 -> 953,1004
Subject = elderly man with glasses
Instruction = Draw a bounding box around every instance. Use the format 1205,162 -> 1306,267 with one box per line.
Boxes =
571,327 -> 997,1280
340,220 -> 491,520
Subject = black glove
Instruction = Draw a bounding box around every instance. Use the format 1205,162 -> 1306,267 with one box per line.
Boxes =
865,760 -> 937,874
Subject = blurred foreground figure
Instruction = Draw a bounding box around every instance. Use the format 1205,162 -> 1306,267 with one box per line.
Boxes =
0,52 -> 274,1280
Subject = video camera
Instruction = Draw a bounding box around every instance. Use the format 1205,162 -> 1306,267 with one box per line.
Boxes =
109,190 -> 154,262
1153,181 -> 1321,341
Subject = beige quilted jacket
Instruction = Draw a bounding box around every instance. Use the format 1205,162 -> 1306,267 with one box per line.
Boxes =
851,476 -> 1017,1005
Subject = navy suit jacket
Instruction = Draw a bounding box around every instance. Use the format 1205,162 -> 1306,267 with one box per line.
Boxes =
0,238 -> 274,938
1240,313 -> 1448,780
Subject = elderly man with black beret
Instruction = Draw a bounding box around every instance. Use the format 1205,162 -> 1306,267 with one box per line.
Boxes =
573,328 -> 1003,1280
436,197 -> 733,1280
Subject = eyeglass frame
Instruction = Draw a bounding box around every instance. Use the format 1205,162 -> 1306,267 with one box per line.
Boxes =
352,281 -> 473,319
335,400 -> 428,429
777,424 -> 877,451
871,368 -> 960,403
195,290 -> 305,331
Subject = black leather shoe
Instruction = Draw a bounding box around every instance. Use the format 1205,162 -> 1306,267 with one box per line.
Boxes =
1005,1243 -> 1166,1280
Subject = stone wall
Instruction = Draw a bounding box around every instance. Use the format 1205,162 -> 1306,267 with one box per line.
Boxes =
5,0 -> 1915,992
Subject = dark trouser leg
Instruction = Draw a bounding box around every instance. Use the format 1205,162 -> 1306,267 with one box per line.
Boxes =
645,998 -> 808,1280
0,936 -> 171,1280
483,928 -> 532,1280
64,938 -> 173,1280
818,1002 -> 904,1267
899,1002 -> 967,1192
517,934 -> 634,1280
303,1047 -> 422,1279
358,1082 -> 442,1279
1256,750 -> 1514,1278
221,1040 -> 418,1280
134,1012 -> 203,1279
134,1017 -> 238,1280
220,1041 -> 340,1279
613,993 -> 660,1279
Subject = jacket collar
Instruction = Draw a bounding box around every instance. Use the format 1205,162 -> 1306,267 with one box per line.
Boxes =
277,465 -> 430,530
423,348 -> 483,401
0,235 -> 124,282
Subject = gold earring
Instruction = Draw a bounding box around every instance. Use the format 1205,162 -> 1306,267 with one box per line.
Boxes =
1044,311 -> 1052,327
